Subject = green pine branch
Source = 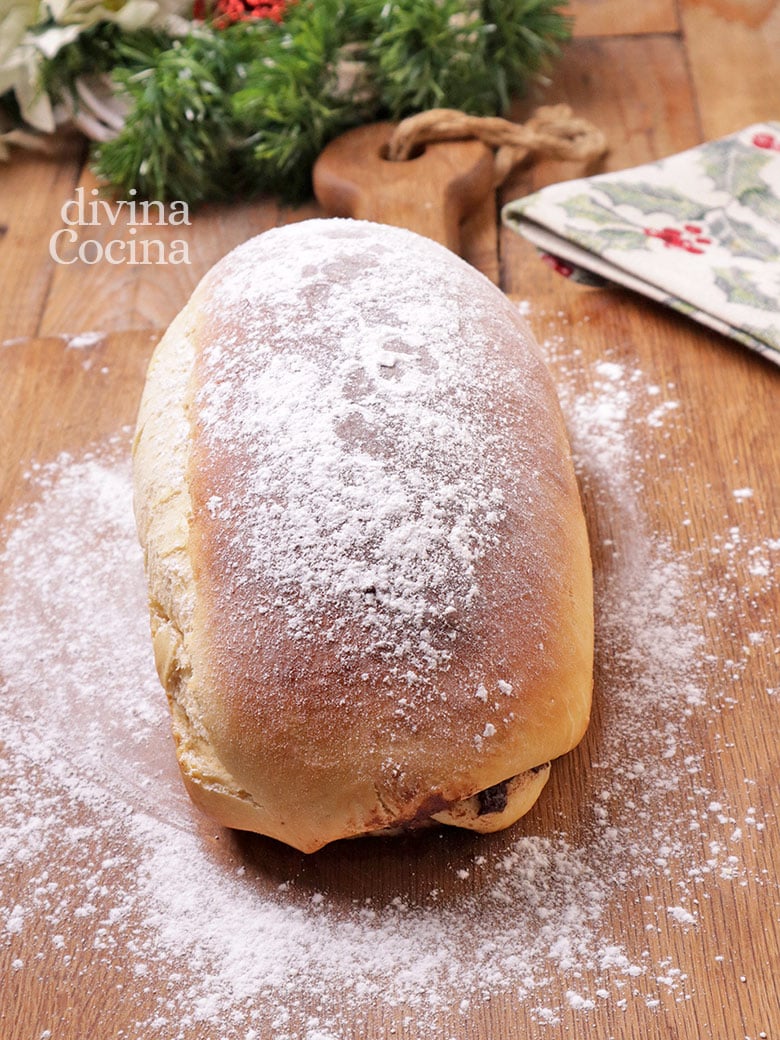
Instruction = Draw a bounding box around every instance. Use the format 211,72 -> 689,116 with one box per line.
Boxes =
40,0 -> 573,205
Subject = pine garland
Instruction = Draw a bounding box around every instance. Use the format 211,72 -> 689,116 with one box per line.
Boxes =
94,26 -> 268,205
37,0 -> 572,204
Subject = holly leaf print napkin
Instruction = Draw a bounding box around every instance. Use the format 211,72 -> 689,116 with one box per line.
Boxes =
502,123 -> 780,366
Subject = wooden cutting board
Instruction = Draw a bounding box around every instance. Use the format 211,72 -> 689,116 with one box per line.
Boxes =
312,121 -> 495,253
1,314 -> 777,1040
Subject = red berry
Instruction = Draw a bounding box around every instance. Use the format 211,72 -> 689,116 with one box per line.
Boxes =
541,254 -> 574,278
752,132 -> 776,149
644,224 -> 710,254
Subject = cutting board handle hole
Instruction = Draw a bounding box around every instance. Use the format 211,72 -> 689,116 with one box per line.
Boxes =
379,141 -> 426,163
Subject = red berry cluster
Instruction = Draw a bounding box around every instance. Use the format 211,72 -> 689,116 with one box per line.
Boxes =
643,223 -> 712,255
195,0 -> 289,26
752,131 -> 780,152
541,253 -> 575,277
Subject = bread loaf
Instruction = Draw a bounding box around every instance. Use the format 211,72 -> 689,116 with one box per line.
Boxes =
133,219 -> 593,853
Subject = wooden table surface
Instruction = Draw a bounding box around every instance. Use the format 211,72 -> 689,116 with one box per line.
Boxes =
1,2 -> 778,1039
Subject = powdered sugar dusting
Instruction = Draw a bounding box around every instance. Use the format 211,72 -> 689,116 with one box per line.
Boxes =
191,221 -> 545,677
1,307 -> 777,1037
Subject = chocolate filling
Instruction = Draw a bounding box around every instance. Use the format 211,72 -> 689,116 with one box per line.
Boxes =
475,763 -> 550,816
477,781 -> 509,815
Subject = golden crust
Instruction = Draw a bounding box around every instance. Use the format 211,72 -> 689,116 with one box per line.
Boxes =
133,219 -> 593,853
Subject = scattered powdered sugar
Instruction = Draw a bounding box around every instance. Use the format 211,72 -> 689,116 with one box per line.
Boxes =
64,330 -> 105,350
1,308 -> 777,1038
666,906 -> 697,926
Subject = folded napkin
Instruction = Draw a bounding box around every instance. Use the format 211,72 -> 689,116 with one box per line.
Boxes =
502,123 -> 780,366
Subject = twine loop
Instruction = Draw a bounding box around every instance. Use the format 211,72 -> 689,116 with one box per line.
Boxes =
387,104 -> 607,186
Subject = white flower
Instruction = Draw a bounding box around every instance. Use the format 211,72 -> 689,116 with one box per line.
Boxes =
0,0 -> 191,133
43,0 -> 185,32
0,1 -> 40,65
0,0 -> 58,131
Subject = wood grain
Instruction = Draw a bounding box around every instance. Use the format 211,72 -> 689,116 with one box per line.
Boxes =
0,332 -> 155,518
36,167 -> 290,337
568,0 -> 680,36
0,142 -> 82,342
506,33 -> 701,201
681,0 -> 780,137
